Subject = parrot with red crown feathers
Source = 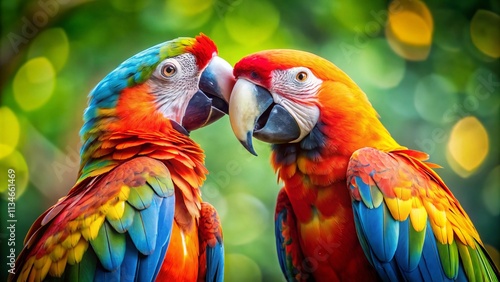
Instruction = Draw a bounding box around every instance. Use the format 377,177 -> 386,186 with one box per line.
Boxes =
10,34 -> 234,282
228,49 -> 500,281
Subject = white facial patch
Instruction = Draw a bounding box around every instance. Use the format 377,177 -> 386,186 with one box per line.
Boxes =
148,53 -> 200,124
270,67 -> 321,142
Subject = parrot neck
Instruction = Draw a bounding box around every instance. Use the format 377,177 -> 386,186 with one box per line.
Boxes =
272,88 -> 403,186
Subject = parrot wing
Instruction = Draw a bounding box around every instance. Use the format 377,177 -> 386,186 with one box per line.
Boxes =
13,156 -> 175,282
275,188 -> 310,282
198,202 -> 224,282
347,147 -> 499,281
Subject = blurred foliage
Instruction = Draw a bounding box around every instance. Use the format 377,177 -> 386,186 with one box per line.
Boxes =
0,0 -> 499,281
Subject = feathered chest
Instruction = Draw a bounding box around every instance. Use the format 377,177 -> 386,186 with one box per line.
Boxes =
271,138 -> 353,221
80,130 -> 208,218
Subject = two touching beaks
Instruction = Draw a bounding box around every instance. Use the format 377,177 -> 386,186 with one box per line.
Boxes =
201,35 -> 312,156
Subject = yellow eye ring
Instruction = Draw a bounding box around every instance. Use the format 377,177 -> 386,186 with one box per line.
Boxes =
296,71 -> 308,82
162,63 -> 177,77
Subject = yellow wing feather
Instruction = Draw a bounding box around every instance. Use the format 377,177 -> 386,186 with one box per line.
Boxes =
13,157 -> 173,281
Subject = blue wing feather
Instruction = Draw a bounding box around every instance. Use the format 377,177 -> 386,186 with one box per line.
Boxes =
347,148 -> 500,282
353,200 -> 400,281
356,197 -> 399,263
275,209 -> 292,280
90,161 -> 175,281
205,241 -> 224,282
94,265 -> 120,282
394,218 -> 410,271
274,189 -> 306,282
120,236 -> 139,281
416,222 -> 452,281
136,195 -> 175,280
352,202 -> 373,265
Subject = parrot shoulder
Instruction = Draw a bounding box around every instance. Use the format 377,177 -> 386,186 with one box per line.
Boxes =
347,147 -> 499,281
11,156 -> 176,282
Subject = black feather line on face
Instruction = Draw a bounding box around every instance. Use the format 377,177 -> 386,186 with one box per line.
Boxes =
272,122 -> 326,165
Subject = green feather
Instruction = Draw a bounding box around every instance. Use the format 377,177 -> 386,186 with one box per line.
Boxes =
371,185 -> 384,208
126,76 -> 135,87
78,159 -> 116,182
138,65 -> 154,83
159,37 -> 195,60
127,37 -> 195,86
437,240 -> 459,279
476,244 -> 499,282
408,223 -> 426,269
89,221 -> 126,271
457,242 -> 475,280
127,184 -> 154,210
148,176 -> 174,198
469,244 -> 483,281
68,249 -> 97,282
107,202 -> 135,233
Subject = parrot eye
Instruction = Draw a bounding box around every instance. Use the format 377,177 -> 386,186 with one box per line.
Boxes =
295,71 -> 308,82
162,63 -> 177,77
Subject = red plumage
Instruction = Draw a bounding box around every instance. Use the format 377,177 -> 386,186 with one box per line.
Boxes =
187,34 -> 218,69
229,49 -> 499,281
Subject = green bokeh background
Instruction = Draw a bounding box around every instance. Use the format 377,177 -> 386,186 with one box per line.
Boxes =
0,0 -> 499,281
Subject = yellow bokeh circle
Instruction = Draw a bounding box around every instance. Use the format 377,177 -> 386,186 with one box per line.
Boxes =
0,150 -> 29,200
221,192 -> 269,245
470,10 -> 500,59
13,57 -> 56,111
447,116 -> 489,177
225,253 -> 262,282
28,28 -> 69,72
224,0 -> 280,46
0,107 -> 20,159
386,0 -> 433,61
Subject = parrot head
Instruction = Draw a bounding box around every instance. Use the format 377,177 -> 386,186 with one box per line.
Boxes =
229,49 -> 384,155
81,33 -> 234,139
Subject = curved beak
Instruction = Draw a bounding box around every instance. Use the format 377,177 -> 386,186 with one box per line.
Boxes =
229,79 -> 300,155
182,56 -> 235,132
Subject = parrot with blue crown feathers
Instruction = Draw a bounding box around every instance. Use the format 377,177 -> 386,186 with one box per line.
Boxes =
10,34 -> 234,282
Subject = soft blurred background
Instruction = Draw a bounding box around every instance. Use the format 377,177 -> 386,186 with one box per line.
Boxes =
0,0 -> 499,280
